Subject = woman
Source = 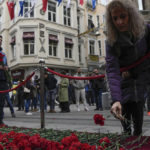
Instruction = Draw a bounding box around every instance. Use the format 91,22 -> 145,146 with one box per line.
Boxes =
58,71 -> 70,112
105,0 -> 150,136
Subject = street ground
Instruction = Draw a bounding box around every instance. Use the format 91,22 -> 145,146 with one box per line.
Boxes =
3,104 -> 150,136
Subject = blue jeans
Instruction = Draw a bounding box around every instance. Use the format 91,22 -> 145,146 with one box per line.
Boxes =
25,99 -> 31,113
37,93 -> 47,110
31,97 -> 37,109
5,93 -> 14,114
47,89 -> 56,110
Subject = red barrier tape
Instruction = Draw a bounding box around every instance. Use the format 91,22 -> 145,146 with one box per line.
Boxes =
0,72 -> 35,93
47,51 -> 150,80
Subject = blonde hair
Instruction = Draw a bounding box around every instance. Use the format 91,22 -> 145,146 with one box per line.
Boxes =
106,0 -> 145,46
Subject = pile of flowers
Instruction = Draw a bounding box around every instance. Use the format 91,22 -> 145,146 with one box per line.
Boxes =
0,114 -> 149,149
0,130 -> 115,150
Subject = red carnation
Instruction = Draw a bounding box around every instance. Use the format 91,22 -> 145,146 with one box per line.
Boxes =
93,114 -> 105,126
99,137 -> 111,144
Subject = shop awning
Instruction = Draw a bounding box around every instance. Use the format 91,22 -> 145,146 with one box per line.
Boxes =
49,34 -> 58,42
23,32 -> 34,39
65,38 -> 73,45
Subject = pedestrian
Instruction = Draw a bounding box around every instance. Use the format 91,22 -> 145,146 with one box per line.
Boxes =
91,68 -> 104,111
58,71 -> 70,113
24,79 -> 32,115
44,71 -> 57,113
105,0 -> 150,136
73,68 -> 89,111
17,80 -> 24,111
0,35 -> 10,125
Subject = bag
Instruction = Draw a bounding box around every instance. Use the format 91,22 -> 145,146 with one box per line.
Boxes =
24,87 -> 30,93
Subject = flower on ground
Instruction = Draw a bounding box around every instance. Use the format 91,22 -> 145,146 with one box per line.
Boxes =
99,137 -> 111,144
93,114 -> 105,126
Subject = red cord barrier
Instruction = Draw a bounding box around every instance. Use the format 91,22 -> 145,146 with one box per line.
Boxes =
0,72 -> 35,93
46,51 -> 150,80
46,68 -> 105,80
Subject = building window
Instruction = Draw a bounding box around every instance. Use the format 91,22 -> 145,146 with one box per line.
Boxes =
10,36 -> 16,59
49,34 -> 58,56
48,1 -> 56,22
23,32 -> 34,55
98,40 -> 102,56
63,6 -> 71,26
0,15 -> 1,31
11,45 -> 16,59
103,15 -> 105,24
97,15 -> 100,27
65,38 -> 73,58
88,15 -> 94,29
78,45 -> 81,62
89,40 -> 95,55
24,0 -> 34,18
77,16 -> 80,33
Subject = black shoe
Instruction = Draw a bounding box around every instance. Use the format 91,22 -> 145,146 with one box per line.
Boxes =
94,108 -> 99,111
99,108 -> 103,111
11,113 -> 16,118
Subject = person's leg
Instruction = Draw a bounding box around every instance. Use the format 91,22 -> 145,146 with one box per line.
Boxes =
94,91 -> 99,110
121,103 -> 132,135
132,101 -> 144,136
0,94 -> 5,124
98,89 -> 103,110
5,93 -> 15,114
146,85 -> 150,112
25,99 -> 30,113
81,89 -> 88,110
75,89 -> 80,110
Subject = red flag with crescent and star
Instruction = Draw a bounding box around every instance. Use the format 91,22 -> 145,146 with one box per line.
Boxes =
7,1 -> 15,20
42,0 -> 48,12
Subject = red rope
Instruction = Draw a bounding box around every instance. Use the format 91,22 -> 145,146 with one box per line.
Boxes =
0,72 -> 35,93
46,68 -> 105,80
47,51 -> 150,80
120,51 -> 150,72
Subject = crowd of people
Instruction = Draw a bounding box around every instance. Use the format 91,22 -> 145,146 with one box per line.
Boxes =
8,67 -> 107,116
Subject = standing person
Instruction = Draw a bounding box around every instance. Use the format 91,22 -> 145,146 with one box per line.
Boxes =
58,71 -> 70,113
0,35 -> 10,125
91,69 -> 104,111
17,80 -> 24,111
105,0 -> 150,136
24,79 -> 32,115
73,68 -> 89,112
44,71 -> 57,113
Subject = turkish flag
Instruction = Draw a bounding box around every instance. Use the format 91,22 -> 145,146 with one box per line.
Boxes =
42,0 -> 48,12
7,2 -> 14,20
80,0 -> 84,5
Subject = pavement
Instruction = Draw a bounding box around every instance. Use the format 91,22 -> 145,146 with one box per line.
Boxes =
3,104 -> 150,136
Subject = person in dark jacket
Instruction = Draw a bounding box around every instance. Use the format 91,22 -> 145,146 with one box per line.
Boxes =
105,0 -> 150,136
91,69 -> 104,110
17,80 -> 24,111
44,71 -> 57,113
0,35 -> 10,125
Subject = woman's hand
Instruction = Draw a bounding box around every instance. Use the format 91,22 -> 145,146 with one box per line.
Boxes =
110,101 -> 124,120
122,71 -> 130,79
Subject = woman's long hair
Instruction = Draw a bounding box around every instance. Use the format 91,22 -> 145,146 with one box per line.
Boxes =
106,0 -> 145,46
